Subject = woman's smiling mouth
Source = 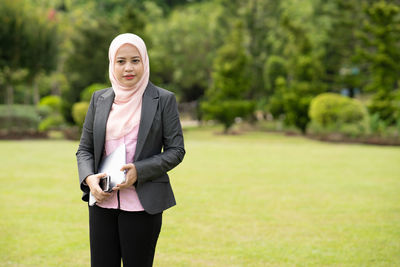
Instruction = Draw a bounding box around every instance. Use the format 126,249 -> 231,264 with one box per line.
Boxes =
124,75 -> 135,80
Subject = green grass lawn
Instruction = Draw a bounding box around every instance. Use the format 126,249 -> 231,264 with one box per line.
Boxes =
0,127 -> 399,266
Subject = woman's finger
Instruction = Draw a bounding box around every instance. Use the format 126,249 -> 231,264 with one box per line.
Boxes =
120,163 -> 133,172
96,173 -> 107,179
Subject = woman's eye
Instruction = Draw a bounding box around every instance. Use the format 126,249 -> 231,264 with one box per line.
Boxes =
117,60 -> 125,64
133,59 -> 140,63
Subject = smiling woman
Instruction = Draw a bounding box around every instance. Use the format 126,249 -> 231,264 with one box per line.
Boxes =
114,44 -> 144,87
75,33 -> 185,267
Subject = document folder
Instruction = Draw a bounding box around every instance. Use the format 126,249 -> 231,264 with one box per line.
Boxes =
89,144 -> 126,206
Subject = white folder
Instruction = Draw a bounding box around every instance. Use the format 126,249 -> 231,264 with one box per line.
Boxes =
89,144 -> 126,206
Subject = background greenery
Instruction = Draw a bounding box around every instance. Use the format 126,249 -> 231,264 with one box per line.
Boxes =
1,0 -> 400,136
0,127 -> 399,266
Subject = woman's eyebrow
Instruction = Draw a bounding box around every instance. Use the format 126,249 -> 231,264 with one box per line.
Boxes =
116,55 -> 140,59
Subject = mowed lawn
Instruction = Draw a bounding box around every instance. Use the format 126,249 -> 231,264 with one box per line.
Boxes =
0,127 -> 399,266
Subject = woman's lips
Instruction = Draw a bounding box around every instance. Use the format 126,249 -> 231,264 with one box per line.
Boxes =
124,75 -> 135,80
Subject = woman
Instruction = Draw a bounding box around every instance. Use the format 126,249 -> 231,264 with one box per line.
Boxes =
76,33 -> 185,267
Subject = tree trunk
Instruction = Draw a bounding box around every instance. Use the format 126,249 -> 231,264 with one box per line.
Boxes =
51,80 -> 60,96
6,84 -> 14,105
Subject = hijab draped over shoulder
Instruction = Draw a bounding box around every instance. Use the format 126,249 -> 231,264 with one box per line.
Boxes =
106,33 -> 150,140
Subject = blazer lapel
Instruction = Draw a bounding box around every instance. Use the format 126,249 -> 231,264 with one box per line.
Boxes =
93,88 -> 115,171
134,82 -> 159,161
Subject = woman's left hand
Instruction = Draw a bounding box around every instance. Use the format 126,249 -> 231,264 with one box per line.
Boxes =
113,163 -> 138,190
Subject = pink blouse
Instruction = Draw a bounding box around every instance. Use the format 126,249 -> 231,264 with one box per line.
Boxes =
96,124 -> 144,211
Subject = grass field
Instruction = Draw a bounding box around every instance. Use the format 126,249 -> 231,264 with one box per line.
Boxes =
0,127 -> 399,266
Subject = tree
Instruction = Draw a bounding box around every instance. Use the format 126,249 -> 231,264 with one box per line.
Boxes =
356,0 -> 400,125
201,22 -> 255,133
63,18 -> 118,122
147,1 -> 225,101
0,0 -> 59,105
269,1 -> 326,133
319,0 -> 363,94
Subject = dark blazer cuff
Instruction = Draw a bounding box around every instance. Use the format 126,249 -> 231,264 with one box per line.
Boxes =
80,174 -> 93,193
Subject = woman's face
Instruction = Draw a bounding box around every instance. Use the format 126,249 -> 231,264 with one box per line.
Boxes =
114,44 -> 144,87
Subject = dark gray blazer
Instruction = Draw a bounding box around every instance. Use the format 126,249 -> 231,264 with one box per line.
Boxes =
76,82 -> 185,214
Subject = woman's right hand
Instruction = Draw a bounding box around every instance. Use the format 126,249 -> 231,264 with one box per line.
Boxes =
85,173 -> 112,203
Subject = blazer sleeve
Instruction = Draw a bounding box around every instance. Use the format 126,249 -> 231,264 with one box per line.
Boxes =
76,93 -> 96,193
134,93 -> 185,184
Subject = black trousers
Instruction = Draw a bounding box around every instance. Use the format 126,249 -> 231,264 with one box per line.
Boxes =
89,205 -> 162,267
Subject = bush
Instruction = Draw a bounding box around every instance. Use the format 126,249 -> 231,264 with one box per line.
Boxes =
38,95 -> 62,113
369,113 -> 387,135
81,83 -> 108,102
201,100 -> 255,132
72,102 -> 90,128
309,93 -> 368,129
36,104 -> 52,119
0,105 -> 41,130
38,114 -> 65,132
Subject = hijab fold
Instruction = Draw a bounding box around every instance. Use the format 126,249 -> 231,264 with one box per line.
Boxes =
106,33 -> 150,140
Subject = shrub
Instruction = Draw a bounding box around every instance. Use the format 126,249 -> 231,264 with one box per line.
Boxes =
81,83 -> 108,102
309,93 -> 368,128
0,105 -> 41,130
38,114 -> 65,132
72,102 -> 90,128
36,104 -> 52,119
369,113 -> 387,135
38,95 -> 62,113
201,100 -> 255,132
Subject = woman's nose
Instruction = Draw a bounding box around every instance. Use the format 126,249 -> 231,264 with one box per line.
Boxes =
125,62 -> 134,71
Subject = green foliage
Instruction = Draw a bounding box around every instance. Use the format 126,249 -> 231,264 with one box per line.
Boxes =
0,67 -> 29,105
39,95 -> 62,113
63,18 -> 118,122
267,77 -> 287,119
356,0 -> 400,125
308,93 -> 368,138
281,84 -> 314,134
36,104 -> 52,119
368,91 -> 399,125
309,93 -> 367,127
319,0 -> 362,92
37,95 -> 65,132
263,56 -> 287,93
0,0 -> 59,105
3,0 -> 400,140
34,72 -> 70,98
148,1 -> 225,101
369,112 -> 388,135
38,114 -> 65,132
72,102 -> 90,128
206,22 -> 250,101
0,105 -> 40,130
201,100 -> 255,132
202,21 -> 254,132
80,83 -> 108,102
118,2 -> 149,44
270,79 -> 323,134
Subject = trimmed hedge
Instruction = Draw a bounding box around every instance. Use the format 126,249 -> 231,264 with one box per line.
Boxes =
309,93 -> 367,127
0,105 -> 41,130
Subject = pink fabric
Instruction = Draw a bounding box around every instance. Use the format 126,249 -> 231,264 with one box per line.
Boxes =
96,124 -> 144,211
106,33 -> 150,141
